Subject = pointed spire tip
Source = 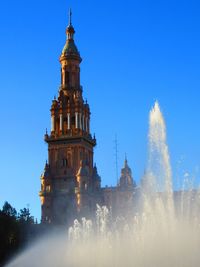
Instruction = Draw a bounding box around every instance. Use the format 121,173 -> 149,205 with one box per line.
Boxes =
69,8 -> 72,26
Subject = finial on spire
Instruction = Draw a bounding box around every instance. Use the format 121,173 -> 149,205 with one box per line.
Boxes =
66,8 -> 75,40
69,8 -> 72,26
125,153 -> 128,166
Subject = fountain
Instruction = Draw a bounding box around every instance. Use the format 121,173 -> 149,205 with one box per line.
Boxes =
6,102 -> 200,267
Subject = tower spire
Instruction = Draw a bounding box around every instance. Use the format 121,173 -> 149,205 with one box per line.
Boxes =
60,9 -> 81,62
64,8 -> 75,41
124,153 -> 128,168
69,8 -> 72,26
60,9 -> 82,90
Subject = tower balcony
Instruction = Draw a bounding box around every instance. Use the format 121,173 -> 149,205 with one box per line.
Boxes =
59,85 -> 83,92
44,132 -> 96,146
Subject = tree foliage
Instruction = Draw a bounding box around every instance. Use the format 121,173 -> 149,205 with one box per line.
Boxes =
0,201 -> 38,266
2,201 -> 17,217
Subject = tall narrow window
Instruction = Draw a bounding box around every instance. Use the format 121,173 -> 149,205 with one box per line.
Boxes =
65,71 -> 70,85
62,158 -> 67,167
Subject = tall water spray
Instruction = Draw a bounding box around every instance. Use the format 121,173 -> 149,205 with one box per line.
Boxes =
147,101 -> 172,193
142,101 -> 175,224
6,102 -> 200,267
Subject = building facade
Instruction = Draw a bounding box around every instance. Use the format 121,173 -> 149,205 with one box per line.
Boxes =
39,13 -> 137,224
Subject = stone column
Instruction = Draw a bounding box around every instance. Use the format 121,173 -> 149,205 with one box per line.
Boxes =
59,114 -> 63,131
67,113 -> 70,130
79,113 -> 82,130
75,112 -> 78,129
51,115 -> 55,132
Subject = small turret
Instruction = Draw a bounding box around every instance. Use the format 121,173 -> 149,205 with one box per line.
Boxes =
41,161 -> 50,180
92,163 -> 101,190
39,161 -> 52,223
118,156 -> 136,190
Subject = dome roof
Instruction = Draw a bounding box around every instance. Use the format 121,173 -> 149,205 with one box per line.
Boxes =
60,11 -> 81,60
62,39 -> 80,56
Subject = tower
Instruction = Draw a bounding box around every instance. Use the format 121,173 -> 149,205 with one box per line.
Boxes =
39,11 -> 101,224
118,156 -> 136,190
116,156 -> 137,215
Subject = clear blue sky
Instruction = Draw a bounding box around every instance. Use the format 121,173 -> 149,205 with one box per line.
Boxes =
0,0 -> 200,220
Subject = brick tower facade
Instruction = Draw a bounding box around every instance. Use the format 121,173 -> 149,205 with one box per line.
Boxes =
39,11 -> 101,224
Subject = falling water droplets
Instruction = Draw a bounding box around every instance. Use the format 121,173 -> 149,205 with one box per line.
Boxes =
6,102 -> 200,267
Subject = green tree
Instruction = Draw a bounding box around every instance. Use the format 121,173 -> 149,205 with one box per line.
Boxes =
2,201 -> 17,218
18,207 -> 34,224
0,202 -> 20,265
0,202 -> 38,266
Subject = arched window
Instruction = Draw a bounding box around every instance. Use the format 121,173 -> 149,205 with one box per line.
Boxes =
62,158 -> 67,167
65,71 -> 70,85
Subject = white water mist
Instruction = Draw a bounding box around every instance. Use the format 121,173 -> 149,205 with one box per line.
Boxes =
6,101 -> 200,267
142,101 -> 175,223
